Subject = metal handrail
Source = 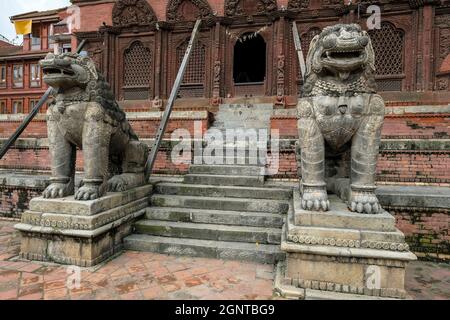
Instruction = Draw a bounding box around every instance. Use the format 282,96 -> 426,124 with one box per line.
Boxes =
292,22 -> 306,82
0,39 -> 87,160
144,19 -> 202,181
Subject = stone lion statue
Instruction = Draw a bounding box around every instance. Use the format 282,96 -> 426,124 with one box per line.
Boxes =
41,52 -> 149,201
297,24 -> 385,214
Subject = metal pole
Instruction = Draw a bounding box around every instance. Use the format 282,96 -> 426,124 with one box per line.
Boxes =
292,22 -> 306,82
0,39 -> 87,160
144,19 -> 202,181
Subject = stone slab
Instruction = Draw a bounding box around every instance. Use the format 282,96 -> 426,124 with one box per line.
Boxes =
293,190 -> 397,232
376,185 -> 450,209
281,192 -> 417,299
16,185 -> 153,267
29,185 -> 152,216
290,190 -> 408,252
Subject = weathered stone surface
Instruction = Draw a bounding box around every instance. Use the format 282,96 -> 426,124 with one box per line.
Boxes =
156,182 -> 291,200
29,185 -> 152,216
281,188 -> 416,299
40,52 -> 148,202
124,234 -> 284,264
297,24 -> 385,215
145,207 -> 284,228
287,191 -> 411,253
151,194 -> 289,214
184,174 -> 265,187
134,220 -> 282,245
294,191 -> 397,232
15,186 -> 152,267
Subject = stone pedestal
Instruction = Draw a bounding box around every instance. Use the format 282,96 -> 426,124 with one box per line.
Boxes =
15,185 -> 152,267
277,190 -> 416,300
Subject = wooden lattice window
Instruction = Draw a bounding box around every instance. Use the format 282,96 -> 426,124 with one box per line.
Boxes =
177,39 -> 206,85
301,27 -> 321,56
298,27 -> 321,92
123,41 -> 152,100
369,22 -> 405,91
176,39 -> 206,98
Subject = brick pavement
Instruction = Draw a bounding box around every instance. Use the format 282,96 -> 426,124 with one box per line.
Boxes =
0,220 -> 448,300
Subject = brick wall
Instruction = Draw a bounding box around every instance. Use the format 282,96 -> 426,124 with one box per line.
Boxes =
0,187 -> 42,219
270,114 -> 450,139
377,152 -> 450,184
392,209 -> 449,261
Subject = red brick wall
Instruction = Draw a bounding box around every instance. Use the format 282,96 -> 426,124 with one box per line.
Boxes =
393,210 -> 449,261
0,118 -> 208,139
0,187 -> 42,219
377,152 -> 450,184
382,115 -> 450,139
270,115 -> 450,139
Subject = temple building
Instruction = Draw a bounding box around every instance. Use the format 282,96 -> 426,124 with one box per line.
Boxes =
1,0 -> 449,112
0,0 -> 449,262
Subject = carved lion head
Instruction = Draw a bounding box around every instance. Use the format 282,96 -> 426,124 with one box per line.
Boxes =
305,24 -> 375,81
40,52 -> 98,91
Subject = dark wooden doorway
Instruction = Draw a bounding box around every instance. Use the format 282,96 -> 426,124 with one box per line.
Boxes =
233,33 -> 267,97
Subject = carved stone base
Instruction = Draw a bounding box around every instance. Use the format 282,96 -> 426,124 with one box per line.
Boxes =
279,190 -> 417,300
15,185 -> 152,267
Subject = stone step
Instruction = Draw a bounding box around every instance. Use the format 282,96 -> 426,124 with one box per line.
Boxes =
151,194 -> 290,214
145,207 -> 284,228
184,174 -> 264,187
134,220 -> 282,245
124,234 -> 284,264
199,157 -> 267,166
155,183 -> 291,200
189,164 -> 265,176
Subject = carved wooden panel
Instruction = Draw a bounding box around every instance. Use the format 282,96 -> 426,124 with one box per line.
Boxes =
225,0 -> 278,17
435,15 -> 450,91
297,27 -> 321,94
177,39 -> 206,85
167,0 -> 213,22
122,40 -> 153,100
369,22 -> 405,91
112,0 -> 157,27
287,0 -> 310,10
169,31 -> 211,98
301,27 -> 321,57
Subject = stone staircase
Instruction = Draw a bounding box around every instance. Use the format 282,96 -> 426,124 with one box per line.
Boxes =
124,164 -> 290,264
124,103 -> 291,264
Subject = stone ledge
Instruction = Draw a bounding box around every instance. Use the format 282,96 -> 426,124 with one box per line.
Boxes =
21,197 -> 148,231
376,185 -> 450,210
293,190 -> 397,232
0,110 -> 209,122
16,185 -> 153,267
29,185 -> 152,216
15,208 -> 146,238
2,138 -> 449,152
281,241 -> 417,262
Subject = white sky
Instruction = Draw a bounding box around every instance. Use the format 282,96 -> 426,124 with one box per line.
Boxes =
0,0 -> 70,44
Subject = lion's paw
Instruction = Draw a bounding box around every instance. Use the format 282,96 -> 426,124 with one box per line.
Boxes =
108,174 -> 145,192
301,188 -> 330,211
75,185 -> 102,201
349,191 -> 381,214
43,183 -> 74,199
108,176 -> 128,192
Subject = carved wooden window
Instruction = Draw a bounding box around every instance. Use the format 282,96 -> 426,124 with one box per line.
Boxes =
301,27 -> 321,57
13,65 -> 23,88
12,100 -> 23,114
0,100 -> 6,114
123,41 -> 152,100
369,22 -> 405,91
297,27 -> 321,93
0,65 -> 6,88
176,39 -> 206,97
30,64 -> 41,88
